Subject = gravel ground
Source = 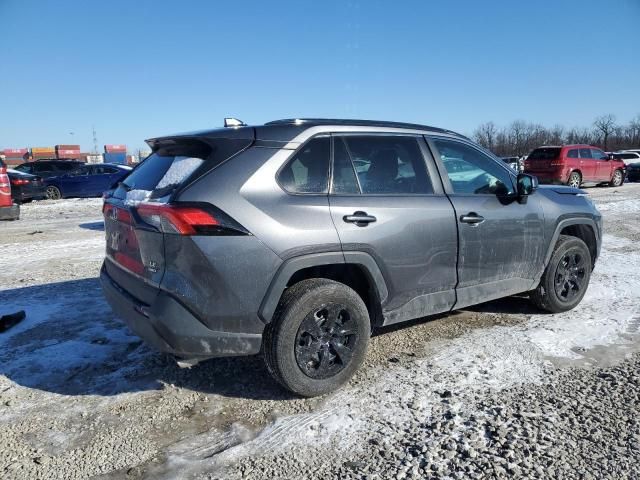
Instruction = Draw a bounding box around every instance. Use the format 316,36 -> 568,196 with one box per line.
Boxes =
1,184 -> 639,479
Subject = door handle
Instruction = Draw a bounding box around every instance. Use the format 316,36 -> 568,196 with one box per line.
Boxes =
343,211 -> 377,226
460,213 -> 485,225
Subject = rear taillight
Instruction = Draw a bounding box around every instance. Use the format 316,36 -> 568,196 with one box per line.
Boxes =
136,203 -> 249,236
11,178 -> 29,186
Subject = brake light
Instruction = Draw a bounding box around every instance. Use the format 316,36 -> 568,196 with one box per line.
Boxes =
136,203 -> 248,236
11,178 -> 29,186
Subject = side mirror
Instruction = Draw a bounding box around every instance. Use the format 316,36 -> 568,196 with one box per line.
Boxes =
608,154 -> 614,160
516,173 -> 538,203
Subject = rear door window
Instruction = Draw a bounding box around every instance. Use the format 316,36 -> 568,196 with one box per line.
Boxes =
568,149 -> 579,158
579,148 -> 592,159
335,135 -> 432,194
331,137 -> 360,194
278,136 -> 330,194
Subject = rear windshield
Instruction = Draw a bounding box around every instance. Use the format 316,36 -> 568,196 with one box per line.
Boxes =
527,148 -> 561,160
115,138 -> 249,204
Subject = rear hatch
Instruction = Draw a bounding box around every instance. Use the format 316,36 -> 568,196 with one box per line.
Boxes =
102,133 -> 253,303
525,147 -> 562,172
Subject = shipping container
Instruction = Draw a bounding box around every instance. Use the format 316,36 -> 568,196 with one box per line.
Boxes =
3,148 -> 28,156
103,152 -> 126,164
56,149 -> 81,158
104,144 -> 127,153
55,144 -> 80,150
31,147 -> 55,154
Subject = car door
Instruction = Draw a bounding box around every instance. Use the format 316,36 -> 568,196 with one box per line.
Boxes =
578,148 -> 596,181
88,165 -> 113,195
591,148 -> 610,181
62,166 -> 91,196
328,133 -> 458,325
427,136 -> 545,309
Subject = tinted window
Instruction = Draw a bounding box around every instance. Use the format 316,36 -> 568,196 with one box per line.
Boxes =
591,149 -> 607,160
619,153 -> 639,160
528,148 -> 560,160
70,166 -> 91,176
118,140 -> 214,199
56,162 -> 81,171
434,138 -> 515,195
93,166 -> 119,174
14,164 -> 32,173
278,136 -> 330,193
32,163 -> 54,173
568,149 -> 579,158
338,135 -> 432,194
331,137 -> 360,194
579,148 -> 592,159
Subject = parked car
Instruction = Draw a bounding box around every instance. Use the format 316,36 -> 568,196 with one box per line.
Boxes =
501,156 -> 521,172
7,169 -> 46,203
613,151 -> 640,166
101,118 -> 602,397
44,163 -> 132,200
14,159 -> 84,179
524,145 -> 625,188
626,162 -> 640,182
0,158 -> 20,220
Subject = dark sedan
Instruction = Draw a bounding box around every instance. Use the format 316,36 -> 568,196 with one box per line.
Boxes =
44,163 -> 132,200
626,162 -> 640,182
7,169 -> 47,203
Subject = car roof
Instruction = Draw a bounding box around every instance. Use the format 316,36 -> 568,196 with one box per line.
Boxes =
147,118 -> 468,147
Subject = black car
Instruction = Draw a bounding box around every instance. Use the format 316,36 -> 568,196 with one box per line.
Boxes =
626,163 -> 640,182
7,169 -> 47,203
14,159 -> 84,179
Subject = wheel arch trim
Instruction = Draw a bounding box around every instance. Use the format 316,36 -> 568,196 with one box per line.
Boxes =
543,217 -> 600,269
258,251 -> 388,323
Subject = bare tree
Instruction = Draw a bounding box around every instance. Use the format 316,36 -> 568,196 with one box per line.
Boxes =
473,122 -> 497,150
593,114 -> 617,150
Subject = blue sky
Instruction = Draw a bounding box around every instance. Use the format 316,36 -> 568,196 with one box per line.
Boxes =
1,0 -> 638,151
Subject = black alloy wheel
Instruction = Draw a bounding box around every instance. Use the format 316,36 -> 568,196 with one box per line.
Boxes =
295,304 -> 358,379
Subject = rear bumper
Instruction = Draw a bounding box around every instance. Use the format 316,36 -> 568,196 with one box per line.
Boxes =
100,263 -> 263,359
0,204 -> 20,220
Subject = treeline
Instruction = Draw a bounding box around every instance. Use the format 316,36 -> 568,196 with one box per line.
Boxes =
472,114 -> 640,157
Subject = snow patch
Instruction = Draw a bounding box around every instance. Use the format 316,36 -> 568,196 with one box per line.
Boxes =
156,156 -> 203,189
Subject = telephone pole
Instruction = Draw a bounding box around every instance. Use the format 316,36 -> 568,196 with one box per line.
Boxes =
92,125 -> 98,154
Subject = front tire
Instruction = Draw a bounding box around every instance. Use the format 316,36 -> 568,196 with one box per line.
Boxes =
531,235 -> 592,313
46,185 -> 62,200
609,169 -> 624,187
263,278 -> 370,397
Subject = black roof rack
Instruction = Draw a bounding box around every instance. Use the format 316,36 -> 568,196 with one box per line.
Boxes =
265,118 -> 459,135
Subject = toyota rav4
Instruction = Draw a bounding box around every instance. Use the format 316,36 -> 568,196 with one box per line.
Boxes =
100,119 -> 602,397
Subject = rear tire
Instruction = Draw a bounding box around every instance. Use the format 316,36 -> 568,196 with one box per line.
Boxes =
531,235 -> 592,313
567,171 -> 581,188
609,169 -> 624,187
46,186 -> 62,200
263,278 -> 370,397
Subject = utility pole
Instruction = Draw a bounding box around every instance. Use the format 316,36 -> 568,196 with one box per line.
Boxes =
92,125 -> 98,154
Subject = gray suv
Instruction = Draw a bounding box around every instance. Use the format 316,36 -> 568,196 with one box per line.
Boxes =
100,118 -> 602,397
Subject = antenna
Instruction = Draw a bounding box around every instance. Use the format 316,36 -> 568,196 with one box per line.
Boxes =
92,125 -> 98,154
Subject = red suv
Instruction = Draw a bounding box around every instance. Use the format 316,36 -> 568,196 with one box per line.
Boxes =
0,158 -> 20,220
524,145 -> 625,188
